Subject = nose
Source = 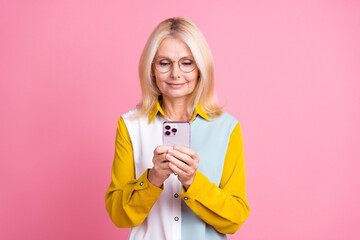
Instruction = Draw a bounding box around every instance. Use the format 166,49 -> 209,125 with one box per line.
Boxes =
170,62 -> 181,79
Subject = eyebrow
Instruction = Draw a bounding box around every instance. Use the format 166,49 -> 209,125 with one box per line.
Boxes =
155,55 -> 194,60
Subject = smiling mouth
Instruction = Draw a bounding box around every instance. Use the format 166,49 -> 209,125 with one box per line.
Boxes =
167,83 -> 185,88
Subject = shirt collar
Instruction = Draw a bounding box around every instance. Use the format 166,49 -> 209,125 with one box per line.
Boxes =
148,101 -> 209,124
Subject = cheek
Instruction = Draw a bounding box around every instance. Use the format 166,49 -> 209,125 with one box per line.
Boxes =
155,74 -> 168,92
155,74 -> 168,85
155,78 -> 162,91
187,72 -> 199,85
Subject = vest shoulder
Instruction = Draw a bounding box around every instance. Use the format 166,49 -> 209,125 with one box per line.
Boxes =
196,112 -> 239,133
213,112 -> 239,125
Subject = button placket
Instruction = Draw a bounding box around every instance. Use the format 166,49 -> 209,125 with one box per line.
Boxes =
170,173 -> 181,240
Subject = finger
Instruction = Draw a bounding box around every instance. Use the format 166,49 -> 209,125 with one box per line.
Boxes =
166,153 -> 192,173
168,162 -> 186,176
154,145 -> 173,155
173,146 -> 198,159
153,153 -> 167,166
168,149 -> 192,165
158,160 -> 172,169
158,153 -> 169,163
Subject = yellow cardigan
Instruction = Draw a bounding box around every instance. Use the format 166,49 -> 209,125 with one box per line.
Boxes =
105,103 -> 250,235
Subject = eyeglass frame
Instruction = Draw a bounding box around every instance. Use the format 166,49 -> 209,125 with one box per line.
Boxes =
152,56 -> 198,73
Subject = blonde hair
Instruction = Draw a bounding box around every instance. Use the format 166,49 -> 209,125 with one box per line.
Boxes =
137,16 -> 222,119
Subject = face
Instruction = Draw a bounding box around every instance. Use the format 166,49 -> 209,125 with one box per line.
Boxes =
153,37 -> 199,103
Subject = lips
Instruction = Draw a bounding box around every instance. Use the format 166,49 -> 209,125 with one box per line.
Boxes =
167,83 -> 185,88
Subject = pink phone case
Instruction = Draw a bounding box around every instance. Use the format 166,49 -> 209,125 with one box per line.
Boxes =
163,121 -> 190,148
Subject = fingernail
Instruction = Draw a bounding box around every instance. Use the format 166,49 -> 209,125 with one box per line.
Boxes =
174,146 -> 179,150
168,149 -> 173,154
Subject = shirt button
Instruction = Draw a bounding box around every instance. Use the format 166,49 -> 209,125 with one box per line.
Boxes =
174,193 -> 179,198
140,182 -> 144,186
174,216 -> 179,221
184,197 -> 188,200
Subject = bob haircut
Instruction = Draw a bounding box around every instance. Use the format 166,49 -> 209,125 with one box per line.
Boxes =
137,16 -> 223,119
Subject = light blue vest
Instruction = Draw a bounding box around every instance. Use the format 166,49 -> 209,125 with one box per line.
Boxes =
181,112 -> 238,240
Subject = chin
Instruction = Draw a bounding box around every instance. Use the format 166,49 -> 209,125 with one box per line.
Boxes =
163,91 -> 192,100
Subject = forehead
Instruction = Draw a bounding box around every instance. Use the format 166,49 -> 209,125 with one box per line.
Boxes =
156,37 -> 193,59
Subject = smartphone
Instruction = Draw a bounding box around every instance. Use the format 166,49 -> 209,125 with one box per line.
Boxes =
163,121 -> 190,148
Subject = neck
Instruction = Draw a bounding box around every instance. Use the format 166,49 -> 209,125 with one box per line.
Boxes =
162,97 -> 191,121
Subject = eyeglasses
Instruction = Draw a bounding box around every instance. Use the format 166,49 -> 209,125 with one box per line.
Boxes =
152,57 -> 197,73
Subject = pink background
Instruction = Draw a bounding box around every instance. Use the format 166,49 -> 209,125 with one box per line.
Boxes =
1,1 -> 359,239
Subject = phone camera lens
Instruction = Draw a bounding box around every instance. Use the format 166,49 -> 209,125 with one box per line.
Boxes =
171,128 -> 177,133
165,131 -> 171,136
165,125 -> 171,130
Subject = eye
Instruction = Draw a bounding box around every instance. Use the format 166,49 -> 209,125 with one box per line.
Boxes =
180,59 -> 194,66
158,60 -> 171,66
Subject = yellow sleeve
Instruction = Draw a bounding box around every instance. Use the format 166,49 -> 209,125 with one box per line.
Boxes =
105,117 -> 163,228
179,122 -> 250,234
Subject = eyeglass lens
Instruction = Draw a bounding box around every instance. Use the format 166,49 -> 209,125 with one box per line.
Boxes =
154,57 -> 196,73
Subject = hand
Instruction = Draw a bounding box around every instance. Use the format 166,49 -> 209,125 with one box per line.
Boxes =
148,145 -> 174,188
166,146 -> 200,190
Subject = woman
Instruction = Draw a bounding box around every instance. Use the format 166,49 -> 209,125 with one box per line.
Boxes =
105,17 -> 250,240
